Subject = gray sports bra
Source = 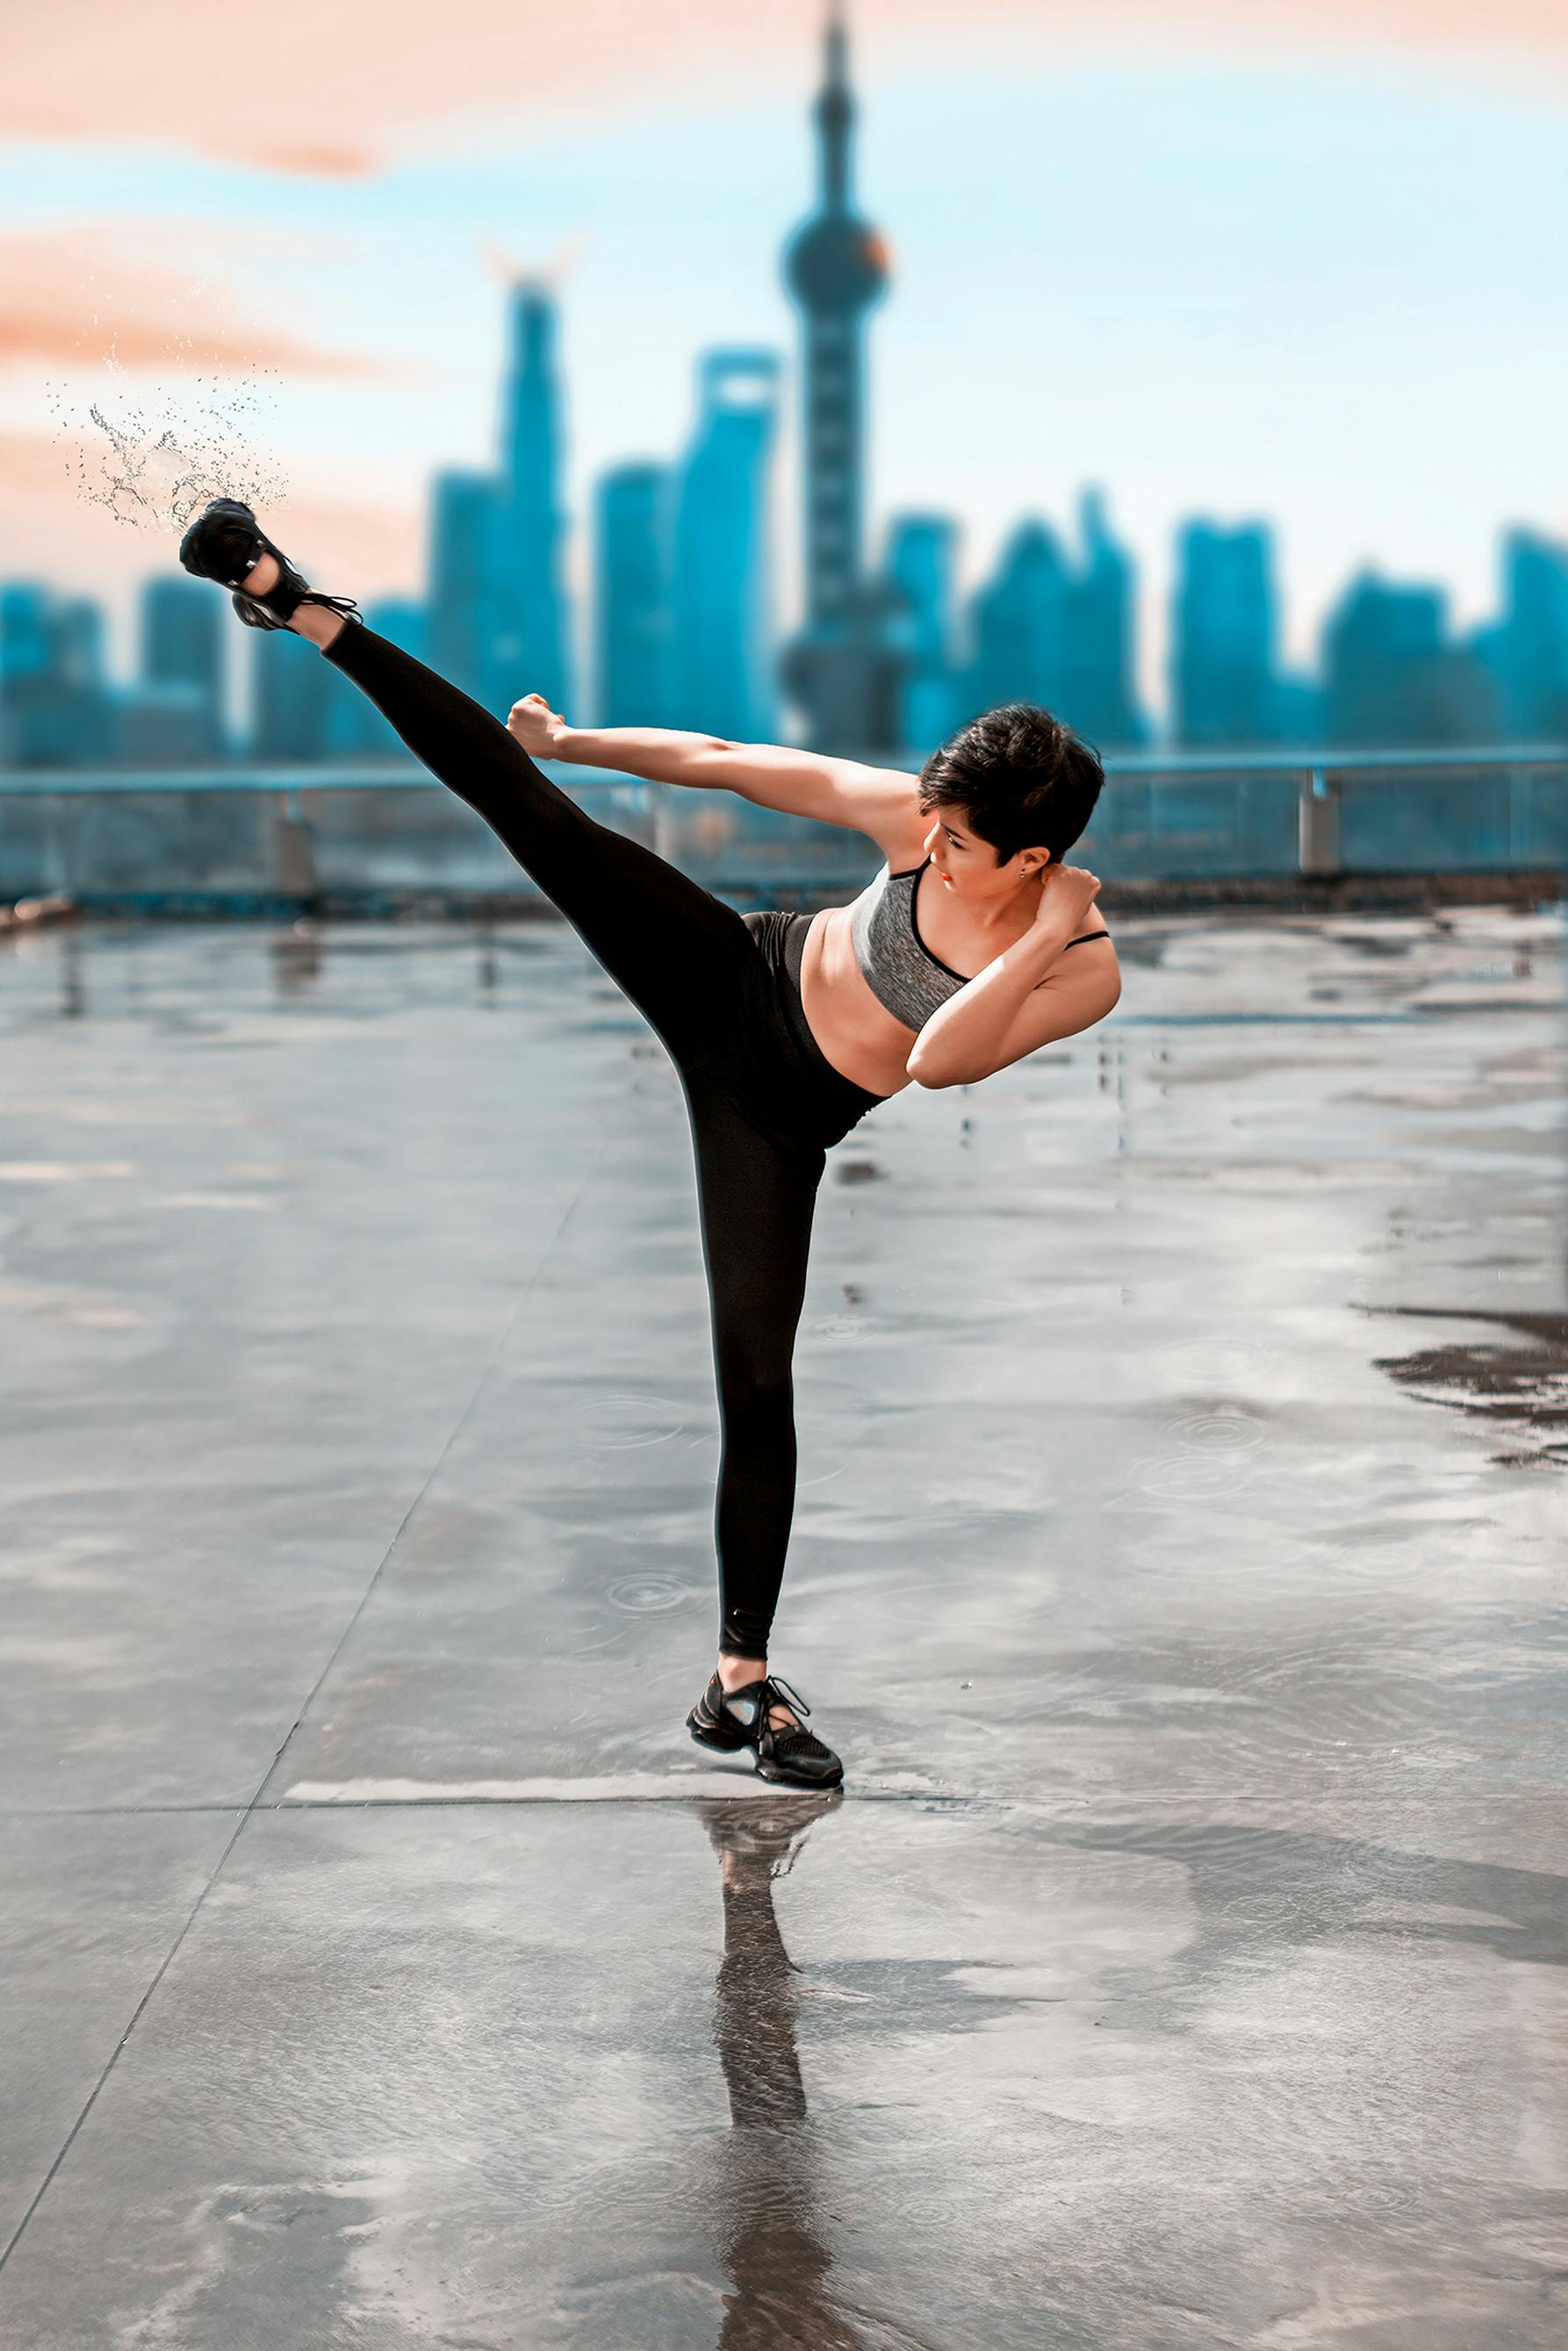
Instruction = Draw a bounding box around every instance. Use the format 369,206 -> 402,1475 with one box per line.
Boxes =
851,857 -> 1108,1032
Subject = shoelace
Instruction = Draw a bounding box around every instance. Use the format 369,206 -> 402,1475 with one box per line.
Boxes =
751,1674 -> 833,1763
717,1671 -> 805,1732
235,585 -> 364,634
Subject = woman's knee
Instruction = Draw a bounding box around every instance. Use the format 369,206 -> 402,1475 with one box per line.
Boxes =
716,1336 -> 796,1427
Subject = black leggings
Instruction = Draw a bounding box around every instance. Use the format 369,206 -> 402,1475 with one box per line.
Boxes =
321,625 -> 884,1658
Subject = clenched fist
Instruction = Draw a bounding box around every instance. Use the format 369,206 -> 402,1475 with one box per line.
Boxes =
507,692 -> 568,759
1031,859 -> 1102,934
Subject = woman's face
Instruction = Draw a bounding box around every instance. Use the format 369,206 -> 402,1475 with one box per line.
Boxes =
922,802 -> 1048,900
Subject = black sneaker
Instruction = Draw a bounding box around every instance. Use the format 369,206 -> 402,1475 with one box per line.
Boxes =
178,499 -> 363,635
687,1670 -> 845,1789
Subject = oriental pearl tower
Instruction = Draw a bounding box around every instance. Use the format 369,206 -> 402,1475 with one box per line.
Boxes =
781,4 -> 907,753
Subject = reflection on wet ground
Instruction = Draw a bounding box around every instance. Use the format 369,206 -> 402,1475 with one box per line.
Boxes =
1,905 -> 1564,2347
700,1794 -> 870,2349
1364,1304 -> 1568,1465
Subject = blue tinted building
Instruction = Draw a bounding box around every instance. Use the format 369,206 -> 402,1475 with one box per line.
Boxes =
250,628 -> 334,764
1063,488 -> 1145,750
0,585 -> 113,766
670,349 -> 782,740
427,469 -> 492,704
882,514 -> 960,754
1323,572 -> 1501,746
780,7 -> 903,750
1473,528 -> 1568,742
594,463 -> 673,728
137,577 -> 226,763
1171,517 -> 1280,747
480,284 -> 573,723
966,521 -> 1075,720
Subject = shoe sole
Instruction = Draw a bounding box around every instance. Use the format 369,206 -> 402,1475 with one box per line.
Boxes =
178,501 -> 263,584
688,1713 -> 843,1788
756,1754 -> 844,1789
687,1710 -> 749,1753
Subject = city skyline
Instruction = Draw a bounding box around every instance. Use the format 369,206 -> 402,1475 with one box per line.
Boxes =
8,246 -> 1566,769
3,6 -> 1568,715
3,2 -> 1568,751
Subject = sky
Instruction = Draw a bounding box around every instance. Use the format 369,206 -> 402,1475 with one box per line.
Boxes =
2,0 -> 1565,722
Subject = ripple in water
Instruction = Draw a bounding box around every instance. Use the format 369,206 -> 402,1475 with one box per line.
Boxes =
604,1571 -> 700,1614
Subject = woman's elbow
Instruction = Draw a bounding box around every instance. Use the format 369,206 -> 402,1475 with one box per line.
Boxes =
906,1055 -> 981,1089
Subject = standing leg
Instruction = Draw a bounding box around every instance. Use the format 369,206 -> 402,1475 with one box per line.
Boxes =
684,1074 -> 826,1665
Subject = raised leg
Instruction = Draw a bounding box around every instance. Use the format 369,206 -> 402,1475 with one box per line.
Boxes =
320,623 -> 751,1069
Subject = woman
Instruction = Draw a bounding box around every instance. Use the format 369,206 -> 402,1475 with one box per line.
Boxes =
177,499 -> 1121,1791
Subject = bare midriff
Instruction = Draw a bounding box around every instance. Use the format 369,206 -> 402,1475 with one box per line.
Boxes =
797,891 -> 920,1097
798,853 -> 1111,1097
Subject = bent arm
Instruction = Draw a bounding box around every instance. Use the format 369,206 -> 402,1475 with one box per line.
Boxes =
557,724 -> 919,839
907,924 -> 1120,1088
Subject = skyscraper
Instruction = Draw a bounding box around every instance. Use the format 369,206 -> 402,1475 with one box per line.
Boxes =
780,4 -> 903,751
0,585 -> 112,766
670,351 -> 782,740
595,463 -> 673,729
139,577 -> 225,762
427,468 -> 492,703
1171,517 -> 1279,747
480,283 -> 572,722
882,514 -> 962,753
1474,528 -> 1568,742
1062,487 -> 1145,749
251,628 -> 334,764
966,521 -> 1075,719
1323,572 -> 1500,746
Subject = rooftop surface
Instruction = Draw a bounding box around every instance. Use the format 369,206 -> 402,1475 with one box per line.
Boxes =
3,905 -> 1566,2347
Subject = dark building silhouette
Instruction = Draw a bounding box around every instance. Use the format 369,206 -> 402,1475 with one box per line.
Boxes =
961,492 -> 1144,751
1062,486 -> 1145,748
594,462 -> 673,728
250,627 -> 334,764
881,513 -> 961,754
967,520 -> 1075,720
479,283 -> 573,723
0,585 -> 113,766
136,578 -> 225,763
1471,528 -> 1568,742
671,350 -> 782,740
780,4 -> 903,751
1171,517 -> 1280,747
1323,571 -> 1502,747
420,286 -> 573,726
427,468 -> 491,703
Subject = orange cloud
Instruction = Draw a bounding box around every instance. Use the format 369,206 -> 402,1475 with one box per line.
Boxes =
0,229 -> 389,377
3,0 -> 1563,181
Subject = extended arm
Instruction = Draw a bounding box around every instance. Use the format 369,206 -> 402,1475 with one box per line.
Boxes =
509,694 -> 918,840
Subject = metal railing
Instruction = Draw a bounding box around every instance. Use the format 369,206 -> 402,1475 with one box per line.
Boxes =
1,745 -> 1564,904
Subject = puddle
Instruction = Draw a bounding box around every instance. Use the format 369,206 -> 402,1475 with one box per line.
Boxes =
1363,1305 -> 1568,1467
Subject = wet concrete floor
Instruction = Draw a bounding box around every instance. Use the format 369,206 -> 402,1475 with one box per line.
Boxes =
2,905 -> 1565,2347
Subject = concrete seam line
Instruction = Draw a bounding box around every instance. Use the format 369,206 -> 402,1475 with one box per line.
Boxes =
0,1137 -> 613,2278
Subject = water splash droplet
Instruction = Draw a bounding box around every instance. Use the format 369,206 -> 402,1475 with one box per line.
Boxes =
45,348 -> 291,537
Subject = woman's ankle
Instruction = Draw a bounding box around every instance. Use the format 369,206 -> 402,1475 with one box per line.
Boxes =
717,1650 -> 766,1692
238,550 -> 346,651
290,604 -> 349,651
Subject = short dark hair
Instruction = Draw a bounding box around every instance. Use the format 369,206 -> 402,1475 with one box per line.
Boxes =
918,702 -> 1104,864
